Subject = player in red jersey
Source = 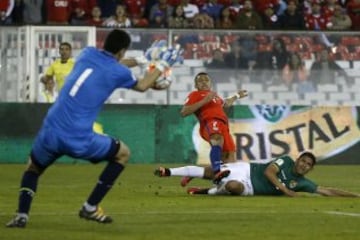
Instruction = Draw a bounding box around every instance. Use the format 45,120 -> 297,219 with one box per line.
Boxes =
179,72 -> 247,184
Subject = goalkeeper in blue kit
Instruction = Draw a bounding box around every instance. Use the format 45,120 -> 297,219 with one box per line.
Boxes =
155,151 -> 360,197
6,29 -> 183,228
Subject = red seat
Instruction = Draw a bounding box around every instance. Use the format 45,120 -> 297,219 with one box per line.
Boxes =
341,36 -> 360,46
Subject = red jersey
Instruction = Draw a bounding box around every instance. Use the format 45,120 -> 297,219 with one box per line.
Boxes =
304,13 -> 332,30
0,0 -> 11,11
71,0 -> 96,17
185,90 -> 228,124
123,0 -> 146,18
252,0 -> 279,14
46,0 -> 72,23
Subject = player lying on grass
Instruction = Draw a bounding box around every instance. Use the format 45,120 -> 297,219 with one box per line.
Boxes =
155,151 -> 360,197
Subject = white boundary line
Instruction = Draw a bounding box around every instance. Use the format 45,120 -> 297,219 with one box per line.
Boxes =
325,211 -> 360,217
1,210 -> 360,217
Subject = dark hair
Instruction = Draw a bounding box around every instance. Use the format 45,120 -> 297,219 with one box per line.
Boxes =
195,72 -> 208,78
60,42 -> 72,50
103,29 -> 131,54
298,151 -> 316,165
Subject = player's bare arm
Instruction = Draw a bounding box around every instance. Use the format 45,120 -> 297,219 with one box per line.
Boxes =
133,68 -> 163,92
223,90 -> 248,108
120,58 -> 138,68
264,163 -> 298,197
121,55 -> 149,68
316,186 -> 360,197
180,92 -> 216,117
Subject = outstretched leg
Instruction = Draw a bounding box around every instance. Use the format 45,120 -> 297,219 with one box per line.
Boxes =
79,140 -> 129,224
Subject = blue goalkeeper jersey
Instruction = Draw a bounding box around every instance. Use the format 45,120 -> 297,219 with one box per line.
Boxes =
44,47 -> 137,136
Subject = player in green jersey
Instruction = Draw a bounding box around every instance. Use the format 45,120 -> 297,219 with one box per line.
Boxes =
154,151 -> 360,197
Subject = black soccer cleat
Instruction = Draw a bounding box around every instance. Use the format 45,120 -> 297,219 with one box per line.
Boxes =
154,167 -> 171,177
213,169 -> 231,184
6,215 -> 27,228
79,206 -> 113,224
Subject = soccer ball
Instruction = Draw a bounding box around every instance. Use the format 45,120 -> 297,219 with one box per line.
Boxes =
154,76 -> 171,90
148,64 -> 173,90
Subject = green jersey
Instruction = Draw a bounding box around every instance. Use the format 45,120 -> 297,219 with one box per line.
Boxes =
250,156 -> 318,195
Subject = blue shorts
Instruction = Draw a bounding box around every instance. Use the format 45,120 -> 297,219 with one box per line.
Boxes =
31,125 -> 118,168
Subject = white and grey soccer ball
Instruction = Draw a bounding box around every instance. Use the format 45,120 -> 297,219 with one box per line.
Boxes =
154,73 -> 172,90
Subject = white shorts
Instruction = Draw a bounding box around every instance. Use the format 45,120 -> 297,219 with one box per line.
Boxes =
209,161 -> 254,196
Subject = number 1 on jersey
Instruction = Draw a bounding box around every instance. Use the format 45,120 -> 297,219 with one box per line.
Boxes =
69,68 -> 93,97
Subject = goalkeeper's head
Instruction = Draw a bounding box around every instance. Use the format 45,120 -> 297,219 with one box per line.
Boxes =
103,29 -> 131,60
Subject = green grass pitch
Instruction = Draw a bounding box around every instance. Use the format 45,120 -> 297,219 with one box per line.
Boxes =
0,163 -> 359,240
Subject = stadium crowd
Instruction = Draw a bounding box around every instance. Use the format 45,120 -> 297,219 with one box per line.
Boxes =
2,0 -> 359,90
0,0 -> 359,30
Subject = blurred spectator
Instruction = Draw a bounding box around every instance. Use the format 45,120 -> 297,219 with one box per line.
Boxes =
87,5 -> 103,26
70,0 -> 96,25
123,0 -> 146,19
0,0 -> 14,24
346,0 -> 360,30
180,0 -> 199,20
338,0 -> 350,8
22,0 -> 43,24
45,0 -> 71,25
228,0 -> 243,20
205,48 -> 227,68
223,39 -> 249,69
309,47 -> 351,85
235,0 -> 263,29
149,0 -> 173,25
192,11 -> 214,28
254,37 -> 290,83
304,1 -> 333,30
229,0 -> 244,19
11,0 -> 22,24
261,3 -> 281,29
329,4 -> 352,30
103,4 -> 131,28
282,52 -> 309,87
97,0 -> 121,18
201,0 -> 223,21
149,10 -> 167,27
252,0 -> 280,15
132,14 -> 149,27
38,78 -> 58,103
167,0 -> 181,6
322,0 -> 337,18
215,6 -> 235,28
168,4 -> 189,28
144,0 -> 158,19
275,0 -> 287,16
278,0 -> 305,30
124,0 -> 148,27
238,35 -> 258,69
